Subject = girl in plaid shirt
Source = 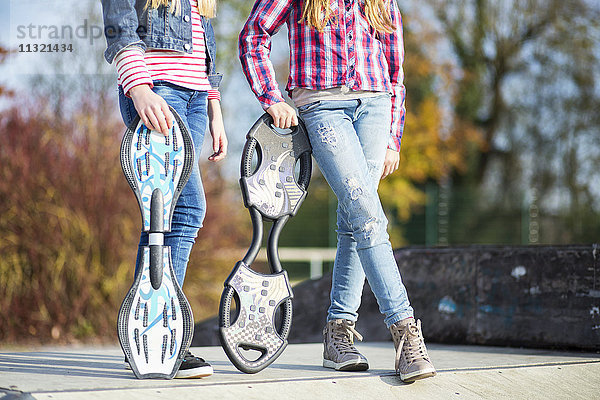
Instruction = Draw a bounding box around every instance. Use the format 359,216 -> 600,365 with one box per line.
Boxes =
239,0 -> 435,382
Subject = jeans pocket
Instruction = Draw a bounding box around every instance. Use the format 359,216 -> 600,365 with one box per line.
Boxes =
297,100 -> 321,114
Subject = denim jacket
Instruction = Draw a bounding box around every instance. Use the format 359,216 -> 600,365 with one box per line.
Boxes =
101,0 -> 222,88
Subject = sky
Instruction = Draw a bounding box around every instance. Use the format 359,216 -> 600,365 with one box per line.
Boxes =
1,0 -> 111,77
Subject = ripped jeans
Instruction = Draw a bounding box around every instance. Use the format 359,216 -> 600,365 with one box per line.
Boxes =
298,95 -> 414,327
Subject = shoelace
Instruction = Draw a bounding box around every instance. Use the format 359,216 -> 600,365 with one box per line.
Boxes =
331,320 -> 364,354
392,319 -> 429,372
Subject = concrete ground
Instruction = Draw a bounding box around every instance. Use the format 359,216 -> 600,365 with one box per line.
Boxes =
0,343 -> 599,399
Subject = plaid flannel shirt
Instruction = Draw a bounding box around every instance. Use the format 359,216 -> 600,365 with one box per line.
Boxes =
239,0 -> 406,151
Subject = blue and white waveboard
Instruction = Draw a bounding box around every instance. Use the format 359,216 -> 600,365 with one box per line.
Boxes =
118,108 -> 194,379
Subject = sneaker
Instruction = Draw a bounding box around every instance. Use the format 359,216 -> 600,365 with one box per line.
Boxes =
174,351 -> 213,378
322,319 -> 369,371
123,351 -> 213,378
390,318 -> 436,382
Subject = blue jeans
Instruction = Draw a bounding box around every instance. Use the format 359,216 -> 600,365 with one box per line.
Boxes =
298,95 -> 414,327
119,82 -> 208,287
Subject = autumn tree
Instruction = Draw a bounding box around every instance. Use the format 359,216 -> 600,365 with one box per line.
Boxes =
419,0 -> 600,243
379,15 -> 483,244
0,46 -> 13,98
0,3 -> 249,343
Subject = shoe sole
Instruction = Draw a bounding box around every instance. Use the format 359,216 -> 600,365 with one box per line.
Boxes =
127,362 -> 213,379
175,366 -> 214,379
400,367 -> 437,382
323,359 -> 369,371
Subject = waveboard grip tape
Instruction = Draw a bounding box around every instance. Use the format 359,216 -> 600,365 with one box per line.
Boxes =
143,334 -> 148,363
143,304 -> 148,327
134,328 -> 140,354
172,160 -> 179,182
134,298 -> 141,320
170,329 -> 176,355
161,335 -> 168,363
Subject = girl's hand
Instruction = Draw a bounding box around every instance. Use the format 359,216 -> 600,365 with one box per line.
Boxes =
266,102 -> 298,129
208,98 -> 228,162
381,149 -> 400,179
129,84 -> 174,136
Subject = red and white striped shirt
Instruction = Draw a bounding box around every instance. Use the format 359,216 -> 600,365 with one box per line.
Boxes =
115,0 -> 220,101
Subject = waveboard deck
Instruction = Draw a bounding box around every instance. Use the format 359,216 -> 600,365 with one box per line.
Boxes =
219,261 -> 293,373
118,108 -> 194,379
219,114 -> 312,374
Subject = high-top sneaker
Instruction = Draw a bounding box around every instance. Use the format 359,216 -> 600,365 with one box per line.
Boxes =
322,319 -> 369,371
390,318 -> 436,382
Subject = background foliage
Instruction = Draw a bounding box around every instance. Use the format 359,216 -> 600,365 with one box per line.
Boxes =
0,0 -> 598,344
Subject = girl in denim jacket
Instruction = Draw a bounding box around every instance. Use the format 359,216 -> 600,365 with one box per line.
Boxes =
101,0 -> 226,378
239,0 -> 435,382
